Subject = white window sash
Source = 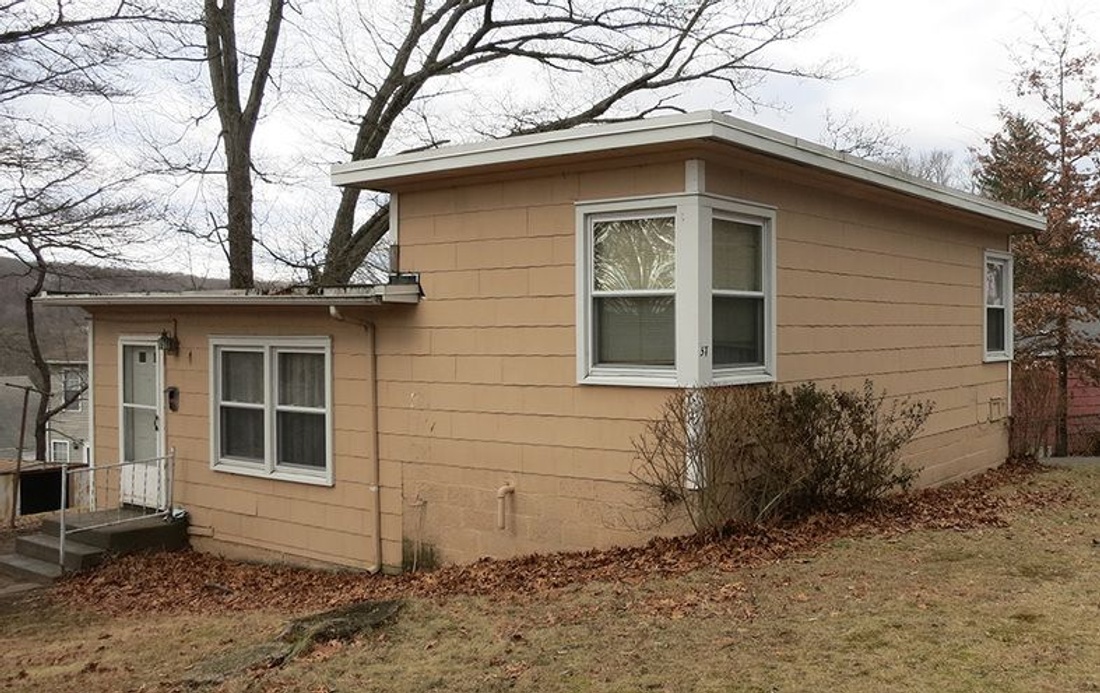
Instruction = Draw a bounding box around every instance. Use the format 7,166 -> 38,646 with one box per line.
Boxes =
210,337 -> 333,486
983,250 -> 1013,362
576,192 -> 777,388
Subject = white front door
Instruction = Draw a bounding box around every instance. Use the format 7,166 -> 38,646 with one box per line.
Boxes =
120,342 -> 164,508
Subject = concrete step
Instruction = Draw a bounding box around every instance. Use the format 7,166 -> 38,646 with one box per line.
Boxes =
0,553 -> 62,583
15,533 -> 105,572
41,512 -> 188,552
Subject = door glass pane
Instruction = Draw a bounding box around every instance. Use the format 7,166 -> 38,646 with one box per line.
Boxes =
278,352 -> 325,408
277,411 -> 326,469
123,346 -> 157,406
713,296 -> 764,366
595,296 -> 675,365
221,351 -> 264,404
220,406 -> 264,461
985,261 -> 1004,306
123,407 -> 158,462
987,307 -> 1006,352
593,217 -> 675,291
713,219 -> 761,291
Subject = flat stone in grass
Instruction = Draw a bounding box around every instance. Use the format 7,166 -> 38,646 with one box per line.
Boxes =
183,600 -> 403,688
279,599 -> 404,658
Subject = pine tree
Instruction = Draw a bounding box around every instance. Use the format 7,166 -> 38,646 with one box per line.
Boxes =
975,30 -> 1100,456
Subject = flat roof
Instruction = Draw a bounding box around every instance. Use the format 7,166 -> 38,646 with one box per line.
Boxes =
36,283 -> 421,307
331,110 -> 1045,232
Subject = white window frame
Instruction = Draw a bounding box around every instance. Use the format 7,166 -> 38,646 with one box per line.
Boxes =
983,250 -> 1013,362
576,193 -> 777,387
50,438 -> 70,463
209,336 -> 333,486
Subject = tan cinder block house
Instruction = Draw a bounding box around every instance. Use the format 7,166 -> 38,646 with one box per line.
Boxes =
42,112 -> 1042,571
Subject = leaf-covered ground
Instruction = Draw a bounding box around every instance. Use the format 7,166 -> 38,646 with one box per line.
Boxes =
4,459 -> 1099,693
53,458 -> 1074,616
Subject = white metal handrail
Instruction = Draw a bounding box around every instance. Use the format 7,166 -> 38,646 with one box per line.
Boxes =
59,448 -> 175,570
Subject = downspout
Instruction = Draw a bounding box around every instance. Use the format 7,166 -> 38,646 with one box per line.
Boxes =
328,306 -> 383,574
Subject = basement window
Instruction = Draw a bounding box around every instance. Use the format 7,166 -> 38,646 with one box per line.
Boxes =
576,194 -> 776,387
211,337 -> 333,485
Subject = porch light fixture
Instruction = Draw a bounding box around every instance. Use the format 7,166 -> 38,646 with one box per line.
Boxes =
158,321 -> 180,356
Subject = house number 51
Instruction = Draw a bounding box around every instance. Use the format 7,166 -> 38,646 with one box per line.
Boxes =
699,346 -> 709,357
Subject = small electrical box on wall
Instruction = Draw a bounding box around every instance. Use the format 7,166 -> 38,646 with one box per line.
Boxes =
166,386 -> 180,412
988,397 -> 1007,422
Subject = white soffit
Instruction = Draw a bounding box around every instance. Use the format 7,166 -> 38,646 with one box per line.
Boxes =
330,110 -> 1045,232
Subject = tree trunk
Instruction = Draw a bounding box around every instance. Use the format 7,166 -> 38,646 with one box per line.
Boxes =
23,262 -> 49,461
226,143 -> 254,289
1055,349 -> 1069,457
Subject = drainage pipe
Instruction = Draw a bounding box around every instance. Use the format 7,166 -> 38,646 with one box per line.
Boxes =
496,482 -> 515,530
328,306 -> 383,574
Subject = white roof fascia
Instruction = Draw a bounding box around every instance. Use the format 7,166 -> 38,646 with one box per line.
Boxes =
331,110 -> 1045,232
36,283 -> 421,307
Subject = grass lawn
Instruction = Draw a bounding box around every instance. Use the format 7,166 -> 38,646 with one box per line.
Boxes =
1,463 -> 1098,692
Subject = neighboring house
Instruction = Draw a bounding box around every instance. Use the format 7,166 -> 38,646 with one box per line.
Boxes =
0,375 -> 38,461
40,111 -> 1043,571
45,361 -> 89,465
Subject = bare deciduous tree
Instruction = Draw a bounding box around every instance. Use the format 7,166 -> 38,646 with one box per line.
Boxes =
185,0 -> 848,287
2,2 -> 156,460
822,108 -> 967,188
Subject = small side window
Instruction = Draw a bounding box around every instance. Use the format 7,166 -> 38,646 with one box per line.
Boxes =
984,250 -> 1012,361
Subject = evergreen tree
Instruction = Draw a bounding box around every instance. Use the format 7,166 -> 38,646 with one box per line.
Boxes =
975,31 -> 1100,456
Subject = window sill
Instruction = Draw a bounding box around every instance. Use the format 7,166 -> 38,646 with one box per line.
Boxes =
983,353 -> 1012,363
212,461 -> 334,487
578,366 -> 777,388
712,368 -> 776,386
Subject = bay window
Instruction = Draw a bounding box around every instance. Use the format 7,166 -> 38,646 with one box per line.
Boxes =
577,194 -> 776,387
212,337 -> 332,484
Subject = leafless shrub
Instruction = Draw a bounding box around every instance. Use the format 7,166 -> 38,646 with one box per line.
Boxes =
632,381 -> 932,532
1009,361 -> 1057,458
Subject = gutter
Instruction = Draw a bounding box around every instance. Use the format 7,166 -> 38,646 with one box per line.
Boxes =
328,306 -> 384,574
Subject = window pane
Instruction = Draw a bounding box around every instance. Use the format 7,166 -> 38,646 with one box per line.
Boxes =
278,352 -> 325,408
123,407 -> 158,462
987,307 -> 1006,353
51,441 -> 70,463
63,370 -> 82,401
220,406 -> 264,461
277,411 -> 326,469
595,296 -> 675,365
985,261 -> 1004,306
123,346 -> 157,406
222,351 -> 264,404
713,296 -> 764,366
713,219 -> 761,291
593,217 -> 675,291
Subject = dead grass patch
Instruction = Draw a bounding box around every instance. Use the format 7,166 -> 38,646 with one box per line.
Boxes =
1,460 -> 1098,692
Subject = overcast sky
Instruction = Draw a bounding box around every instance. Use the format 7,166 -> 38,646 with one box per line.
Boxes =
52,0 -> 1098,280
728,0 -> 1098,159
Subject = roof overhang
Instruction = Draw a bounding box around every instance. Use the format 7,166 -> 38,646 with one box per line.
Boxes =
331,110 -> 1045,232
36,283 -> 422,307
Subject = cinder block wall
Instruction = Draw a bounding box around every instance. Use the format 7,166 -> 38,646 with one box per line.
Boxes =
382,151 -> 1011,564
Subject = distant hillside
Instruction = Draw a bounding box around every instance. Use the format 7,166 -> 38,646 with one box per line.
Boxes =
0,257 -> 228,379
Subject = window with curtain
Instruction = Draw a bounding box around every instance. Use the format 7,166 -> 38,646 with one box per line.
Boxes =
213,339 -> 331,483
